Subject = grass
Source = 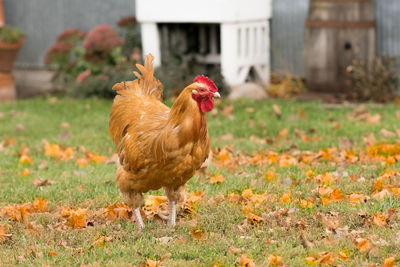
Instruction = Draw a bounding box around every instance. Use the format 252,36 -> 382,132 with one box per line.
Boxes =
0,96 -> 399,266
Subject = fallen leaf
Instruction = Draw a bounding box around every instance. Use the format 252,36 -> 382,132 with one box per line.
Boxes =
60,122 -> 70,128
20,168 -> 31,177
220,133 -> 234,141
48,251 -> 58,257
272,104 -> 281,118
355,238 -> 372,253
222,104 -> 234,117
0,225 -> 12,242
268,254 -> 283,266
280,193 -> 291,203
209,174 -> 225,184
19,154 -> 33,165
190,229 -> 208,240
32,178 -> 56,187
62,207 -> 87,228
372,212 -> 388,227
106,202 -> 132,221
76,157 -> 89,167
238,254 -> 255,267
246,212 -> 265,225
16,124 -> 24,132
384,257 -> 396,267
276,128 -> 288,140
380,129 -> 395,138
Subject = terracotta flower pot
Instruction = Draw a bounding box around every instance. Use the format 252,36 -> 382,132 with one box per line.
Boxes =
0,37 -> 24,72
0,37 -> 24,101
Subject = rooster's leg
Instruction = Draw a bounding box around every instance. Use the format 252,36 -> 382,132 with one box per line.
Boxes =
168,201 -> 177,227
164,185 -> 185,227
133,207 -> 145,229
123,191 -> 145,229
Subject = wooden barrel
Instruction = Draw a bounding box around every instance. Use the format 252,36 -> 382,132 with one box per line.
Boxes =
305,0 -> 376,92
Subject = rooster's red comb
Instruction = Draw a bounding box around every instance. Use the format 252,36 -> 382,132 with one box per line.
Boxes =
194,75 -> 218,92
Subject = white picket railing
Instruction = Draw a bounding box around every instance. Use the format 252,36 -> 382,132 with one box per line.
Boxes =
137,0 -> 272,87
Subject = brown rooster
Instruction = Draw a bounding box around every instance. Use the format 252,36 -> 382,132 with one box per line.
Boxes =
109,54 -> 220,229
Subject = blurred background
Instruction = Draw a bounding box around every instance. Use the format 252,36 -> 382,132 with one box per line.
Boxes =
1,0 -> 400,102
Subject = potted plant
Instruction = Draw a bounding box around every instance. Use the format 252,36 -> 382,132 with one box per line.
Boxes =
0,25 -> 24,72
0,0 -> 25,100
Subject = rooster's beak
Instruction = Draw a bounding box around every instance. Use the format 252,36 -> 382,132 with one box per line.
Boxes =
213,92 -> 221,98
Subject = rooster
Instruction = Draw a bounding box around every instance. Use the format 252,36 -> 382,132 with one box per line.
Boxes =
109,54 -> 220,229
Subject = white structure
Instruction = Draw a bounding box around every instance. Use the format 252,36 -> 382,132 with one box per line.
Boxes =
136,0 -> 272,87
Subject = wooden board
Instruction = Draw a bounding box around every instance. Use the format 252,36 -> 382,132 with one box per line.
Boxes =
305,0 -> 376,92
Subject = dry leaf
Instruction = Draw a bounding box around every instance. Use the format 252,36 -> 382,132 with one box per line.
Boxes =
209,174 -> 225,184
0,225 -> 12,242
268,254 -> 283,266
246,212 -> 265,225
190,229 -> 208,240
20,168 -> 31,177
384,257 -> 396,267
355,238 -> 372,253
272,104 -> 281,118
277,128 -> 288,140
372,212 -> 388,227
380,129 -> 395,138
280,193 -> 291,203
32,179 -> 56,187
62,208 -> 87,228
238,254 -> 255,267
106,202 -> 132,221
48,251 -> 58,257
222,104 -> 234,117
19,155 -> 33,165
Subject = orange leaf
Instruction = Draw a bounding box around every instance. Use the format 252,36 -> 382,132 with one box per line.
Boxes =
145,259 -> 161,267
355,238 -> 372,253
372,212 -> 388,227
48,251 -> 58,257
265,170 -> 276,181
238,254 -> 255,267
268,254 -> 283,266
1,205 -> 29,222
19,154 -> 33,165
338,251 -> 348,259
209,174 -> 225,184
348,193 -> 369,205
246,212 -> 265,225
20,168 -> 31,177
190,229 -> 208,240
280,193 -> 291,203
277,128 -> 288,140
76,157 -> 89,167
0,225 -> 11,242
63,208 -> 87,228
29,197 -> 49,213
384,257 -> 396,267
106,202 -> 132,221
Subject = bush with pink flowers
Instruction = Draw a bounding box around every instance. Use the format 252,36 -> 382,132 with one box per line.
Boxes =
45,18 -> 141,98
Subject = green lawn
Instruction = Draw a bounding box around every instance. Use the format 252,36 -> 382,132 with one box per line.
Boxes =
0,96 -> 399,266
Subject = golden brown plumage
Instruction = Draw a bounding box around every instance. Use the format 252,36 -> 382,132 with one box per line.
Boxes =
109,54 -> 219,228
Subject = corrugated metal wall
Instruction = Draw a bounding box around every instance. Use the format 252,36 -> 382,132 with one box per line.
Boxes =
3,0 -> 135,67
3,0 -> 400,75
271,0 -> 309,76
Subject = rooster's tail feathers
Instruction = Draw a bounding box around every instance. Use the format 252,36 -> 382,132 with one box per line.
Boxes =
112,54 -> 163,101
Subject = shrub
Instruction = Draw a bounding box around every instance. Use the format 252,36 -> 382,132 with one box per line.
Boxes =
0,25 -> 23,42
45,21 -> 140,98
346,56 -> 399,102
